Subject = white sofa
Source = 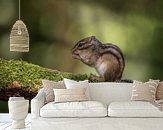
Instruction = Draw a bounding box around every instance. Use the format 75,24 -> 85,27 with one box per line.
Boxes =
31,83 -> 163,130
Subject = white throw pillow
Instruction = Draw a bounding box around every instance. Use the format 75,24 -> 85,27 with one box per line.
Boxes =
64,78 -> 91,99
131,80 -> 159,102
42,79 -> 66,104
53,88 -> 88,103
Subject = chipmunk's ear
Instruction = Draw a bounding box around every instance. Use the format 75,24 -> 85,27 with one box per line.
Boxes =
89,36 -> 97,45
88,36 -> 95,42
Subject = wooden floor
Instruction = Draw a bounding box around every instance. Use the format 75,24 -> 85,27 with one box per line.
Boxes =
0,122 -> 31,130
0,113 -> 31,130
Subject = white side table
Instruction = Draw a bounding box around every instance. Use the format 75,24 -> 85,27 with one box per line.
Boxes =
8,97 -> 29,129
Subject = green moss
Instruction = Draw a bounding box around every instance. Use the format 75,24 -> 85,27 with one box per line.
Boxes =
0,59 -> 99,92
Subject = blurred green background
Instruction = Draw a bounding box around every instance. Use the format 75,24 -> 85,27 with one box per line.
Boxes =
0,0 -> 163,81
0,0 -> 163,112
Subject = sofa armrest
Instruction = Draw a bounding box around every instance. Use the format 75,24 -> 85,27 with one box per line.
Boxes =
31,88 -> 45,119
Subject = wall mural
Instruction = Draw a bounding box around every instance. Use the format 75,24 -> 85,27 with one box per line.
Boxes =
0,0 -> 163,113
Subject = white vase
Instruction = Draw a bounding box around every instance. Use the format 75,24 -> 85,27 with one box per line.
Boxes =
8,97 -> 29,129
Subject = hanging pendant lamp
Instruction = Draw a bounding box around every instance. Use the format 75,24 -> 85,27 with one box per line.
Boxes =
10,0 -> 29,52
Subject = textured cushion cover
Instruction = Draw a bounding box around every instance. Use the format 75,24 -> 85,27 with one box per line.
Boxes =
108,101 -> 163,117
42,80 -> 66,103
131,80 -> 159,102
64,78 -> 91,99
156,81 -> 163,100
40,101 -> 107,117
53,88 -> 88,103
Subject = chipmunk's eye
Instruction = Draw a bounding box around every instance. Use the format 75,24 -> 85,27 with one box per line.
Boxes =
78,43 -> 83,47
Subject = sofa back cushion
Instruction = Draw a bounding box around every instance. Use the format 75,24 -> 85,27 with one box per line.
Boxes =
42,82 -> 133,105
88,83 -> 133,105
156,81 -> 163,100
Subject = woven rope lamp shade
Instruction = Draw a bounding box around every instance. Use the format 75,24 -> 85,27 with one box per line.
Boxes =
10,20 -> 29,52
10,0 -> 29,52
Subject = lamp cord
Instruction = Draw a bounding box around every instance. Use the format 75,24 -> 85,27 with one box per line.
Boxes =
19,0 -> 20,19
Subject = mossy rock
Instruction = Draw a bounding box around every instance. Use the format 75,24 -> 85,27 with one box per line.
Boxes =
0,59 -> 133,101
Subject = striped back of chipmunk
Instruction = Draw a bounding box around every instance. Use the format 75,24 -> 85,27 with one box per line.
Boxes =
101,43 -> 125,79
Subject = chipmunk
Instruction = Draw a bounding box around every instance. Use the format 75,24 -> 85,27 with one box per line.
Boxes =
71,36 -> 125,82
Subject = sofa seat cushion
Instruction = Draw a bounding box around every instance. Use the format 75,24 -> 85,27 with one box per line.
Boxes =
108,101 -> 163,117
40,101 -> 107,117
